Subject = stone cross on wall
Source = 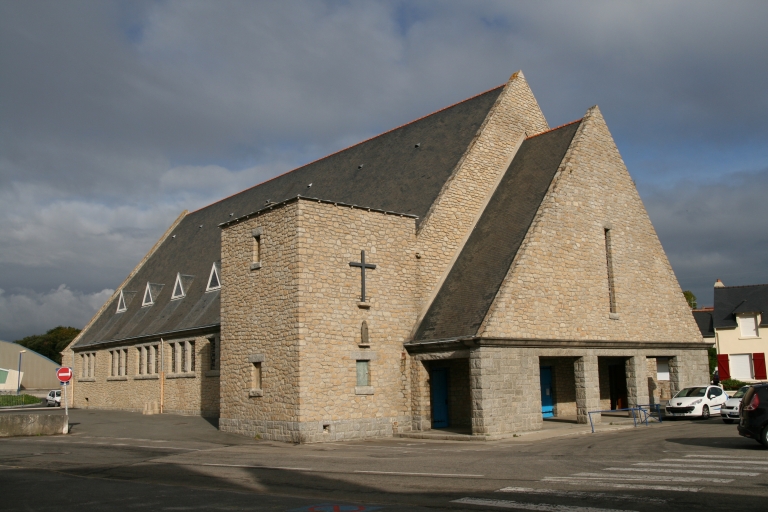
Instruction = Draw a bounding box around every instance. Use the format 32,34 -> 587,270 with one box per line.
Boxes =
349,250 -> 376,302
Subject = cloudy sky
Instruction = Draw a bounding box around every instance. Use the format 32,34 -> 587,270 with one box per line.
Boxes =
1,1 -> 767,341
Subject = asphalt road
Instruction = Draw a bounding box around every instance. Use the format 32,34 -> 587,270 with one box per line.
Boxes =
1,409 -> 766,511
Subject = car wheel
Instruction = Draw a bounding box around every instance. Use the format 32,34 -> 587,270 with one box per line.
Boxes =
761,426 -> 768,448
701,405 -> 710,419
722,418 -> 734,424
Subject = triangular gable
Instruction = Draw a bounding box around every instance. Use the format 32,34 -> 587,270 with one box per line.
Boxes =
171,273 -> 195,300
478,106 -> 702,343
142,282 -> 165,307
412,121 -> 581,341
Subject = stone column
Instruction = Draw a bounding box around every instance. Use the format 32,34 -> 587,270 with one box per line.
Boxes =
410,359 -> 431,431
574,355 -> 600,424
625,354 -> 650,409
471,347 -> 542,436
669,355 -> 681,398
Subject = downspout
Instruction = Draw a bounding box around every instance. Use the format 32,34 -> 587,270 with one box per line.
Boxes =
160,338 -> 165,413
71,351 -> 76,408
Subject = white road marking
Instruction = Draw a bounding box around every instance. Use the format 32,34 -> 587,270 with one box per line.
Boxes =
452,497 -> 637,512
683,454 -> 766,460
543,479 -> 701,492
659,458 -> 768,465
607,467 -> 760,477
354,470 -> 484,478
202,463 -> 314,471
571,472 -> 732,483
635,462 -> 761,471
496,487 -> 665,504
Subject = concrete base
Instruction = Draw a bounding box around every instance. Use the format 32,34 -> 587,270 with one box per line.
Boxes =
0,412 -> 68,437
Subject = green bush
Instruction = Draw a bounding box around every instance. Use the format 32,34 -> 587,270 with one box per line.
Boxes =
721,378 -> 749,391
0,394 -> 43,407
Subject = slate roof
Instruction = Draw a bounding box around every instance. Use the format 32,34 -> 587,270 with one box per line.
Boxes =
413,121 -> 581,341
74,86 -> 504,349
692,309 -> 715,338
712,284 -> 768,329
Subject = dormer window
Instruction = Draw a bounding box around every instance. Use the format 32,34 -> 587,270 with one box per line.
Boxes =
739,314 -> 759,338
171,273 -> 194,300
206,262 -> 221,292
143,282 -> 155,307
116,290 -> 128,313
142,282 -> 164,307
172,273 -> 185,300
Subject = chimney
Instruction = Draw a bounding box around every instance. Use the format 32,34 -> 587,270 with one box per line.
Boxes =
714,279 -> 725,288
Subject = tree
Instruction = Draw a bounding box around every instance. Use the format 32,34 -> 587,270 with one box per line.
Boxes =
13,326 -> 81,364
683,290 -> 697,309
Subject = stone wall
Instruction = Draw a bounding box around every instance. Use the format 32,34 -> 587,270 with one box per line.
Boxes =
294,201 -> 418,441
70,334 -> 219,416
219,202 -> 302,441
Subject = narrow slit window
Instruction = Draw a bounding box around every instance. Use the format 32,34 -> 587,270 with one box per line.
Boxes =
604,228 -> 617,314
251,228 -> 263,270
252,362 -> 262,390
171,343 -> 177,373
209,337 -> 218,370
142,283 -> 154,307
206,262 -> 221,291
171,273 -> 185,300
356,360 -> 370,386
116,290 -> 127,313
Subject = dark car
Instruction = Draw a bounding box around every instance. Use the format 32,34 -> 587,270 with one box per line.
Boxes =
738,383 -> 768,447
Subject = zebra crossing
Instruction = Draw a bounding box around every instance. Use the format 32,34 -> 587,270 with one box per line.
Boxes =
451,454 -> 766,511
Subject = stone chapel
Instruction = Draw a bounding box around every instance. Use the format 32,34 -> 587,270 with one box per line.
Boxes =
62,71 -> 708,442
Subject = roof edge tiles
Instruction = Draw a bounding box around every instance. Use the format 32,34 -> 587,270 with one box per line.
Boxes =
220,195 -> 418,229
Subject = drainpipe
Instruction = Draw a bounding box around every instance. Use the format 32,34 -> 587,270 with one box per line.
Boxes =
71,351 -> 76,408
160,338 -> 164,413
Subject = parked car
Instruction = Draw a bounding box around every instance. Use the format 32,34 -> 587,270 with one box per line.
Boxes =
738,383 -> 768,447
46,390 -> 61,407
665,385 -> 727,419
721,386 -> 750,424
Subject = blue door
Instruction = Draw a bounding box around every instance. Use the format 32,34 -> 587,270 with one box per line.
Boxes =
540,366 -> 554,418
431,368 -> 449,428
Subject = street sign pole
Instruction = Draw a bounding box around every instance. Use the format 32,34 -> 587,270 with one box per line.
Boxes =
63,382 -> 68,417
55,367 -> 72,433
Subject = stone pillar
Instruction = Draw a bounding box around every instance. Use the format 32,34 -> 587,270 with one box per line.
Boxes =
669,355 -> 681,398
575,355 -> 600,424
410,359 -> 431,431
471,347 -> 542,436
625,354 -> 650,409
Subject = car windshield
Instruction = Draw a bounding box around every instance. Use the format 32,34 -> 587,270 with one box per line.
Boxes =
733,386 -> 750,399
675,387 -> 706,398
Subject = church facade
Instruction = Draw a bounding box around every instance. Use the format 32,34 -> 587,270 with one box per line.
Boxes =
62,72 -> 708,442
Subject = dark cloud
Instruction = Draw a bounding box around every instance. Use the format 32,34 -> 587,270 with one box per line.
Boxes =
0,0 -> 766,339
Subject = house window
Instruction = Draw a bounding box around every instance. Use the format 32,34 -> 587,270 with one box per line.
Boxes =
356,360 -> 370,386
170,341 -> 194,373
604,228 -> 617,314
730,354 -> 753,380
739,314 -> 758,338
142,283 -> 154,307
81,353 -> 96,378
111,349 -> 127,376
656,358 -> 670,381
171,343 -> 177,373
138,347 -> 145,375
206,263 -> 221,291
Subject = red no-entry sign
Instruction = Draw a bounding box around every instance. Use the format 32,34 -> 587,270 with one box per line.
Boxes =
57,367 -> 73,383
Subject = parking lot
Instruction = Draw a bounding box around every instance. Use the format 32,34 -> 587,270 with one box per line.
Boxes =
0,409 -> 766,511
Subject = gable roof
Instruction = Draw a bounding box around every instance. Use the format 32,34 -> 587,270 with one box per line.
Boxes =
692,309 -> 715,338
413,121 -> 581,342
712,283 -> 768,329
73,86 -> 505,349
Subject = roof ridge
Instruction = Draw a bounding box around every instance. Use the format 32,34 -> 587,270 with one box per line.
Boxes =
716,283 -> 768,290
191,84 -> 507,214
524,118 -> 582,141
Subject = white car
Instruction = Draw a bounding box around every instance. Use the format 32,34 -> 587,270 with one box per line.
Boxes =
720,385 -> 750,424
46,390 -> 61,407
665,385 -> 727,419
